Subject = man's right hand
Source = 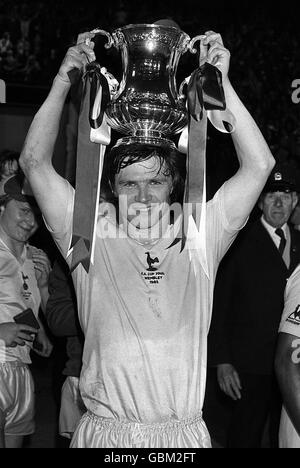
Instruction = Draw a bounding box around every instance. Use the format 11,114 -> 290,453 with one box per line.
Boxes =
57,31 -> 96,84
0,323 -> 37,348
217,363 -> 242,400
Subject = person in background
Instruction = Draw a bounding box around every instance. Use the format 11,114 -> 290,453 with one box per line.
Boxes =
207,163 -> 300,447
0,149 -> 21,194
0,174 -> 53,448
275,263 -> 300,448
45,255 -> 84,443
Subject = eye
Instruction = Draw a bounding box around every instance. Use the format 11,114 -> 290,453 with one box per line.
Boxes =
122,182 -> 137,188
149,180 -> 162,185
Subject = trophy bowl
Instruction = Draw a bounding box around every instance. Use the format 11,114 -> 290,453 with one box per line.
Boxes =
93,23 -> 202,148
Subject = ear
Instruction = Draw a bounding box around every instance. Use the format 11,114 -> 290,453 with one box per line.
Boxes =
258,195 -> 264,211
292,192 -> 299,210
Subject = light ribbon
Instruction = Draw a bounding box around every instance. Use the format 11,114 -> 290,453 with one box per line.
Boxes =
69,63 -> 112,273
177,63 -> 236,279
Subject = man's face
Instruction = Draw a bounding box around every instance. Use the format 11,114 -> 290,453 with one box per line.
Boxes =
0,199 -> 38,243
0,159 -> 19,179
0,159 -> 19,195
114,156 -> 173,230
259,190 -> 298,228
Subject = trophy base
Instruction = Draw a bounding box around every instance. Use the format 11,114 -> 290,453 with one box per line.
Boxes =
113,135 -> 177,151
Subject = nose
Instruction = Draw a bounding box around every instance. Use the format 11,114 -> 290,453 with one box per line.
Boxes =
136,184 -> 152,204
25,211 -> 36,228
274,196 -> 283,207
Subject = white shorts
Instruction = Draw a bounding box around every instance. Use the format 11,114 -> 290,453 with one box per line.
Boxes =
0,361 -> 35,436
59,376 -> 86,439
70,411 -> 211,448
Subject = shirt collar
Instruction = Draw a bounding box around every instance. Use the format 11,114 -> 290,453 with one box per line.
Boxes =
260,215 -> 288,237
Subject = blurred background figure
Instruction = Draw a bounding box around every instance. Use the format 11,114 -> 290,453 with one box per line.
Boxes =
205,163 -> 300,448
0,173 -> 52,448
0,149 -> 21,194
275,264 -> 300,448
45,255 -> 84,445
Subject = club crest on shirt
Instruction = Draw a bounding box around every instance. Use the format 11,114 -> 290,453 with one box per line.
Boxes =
20,272 -> 32,301
287,304 -> 300,325
141,253 -> 165,285
145,252 -> 159,271
22,272 -> 29,290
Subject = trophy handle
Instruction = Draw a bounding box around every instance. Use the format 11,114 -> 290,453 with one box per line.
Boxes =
187,34 -> 206,54
100,67 -> 119,98
178,77 -> 190,100
89,28 -> 115,49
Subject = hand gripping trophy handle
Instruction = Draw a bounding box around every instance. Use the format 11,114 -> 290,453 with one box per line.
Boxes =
85,29 -> 119,97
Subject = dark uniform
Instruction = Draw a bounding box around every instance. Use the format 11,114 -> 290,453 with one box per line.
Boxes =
206,164 -> 300,448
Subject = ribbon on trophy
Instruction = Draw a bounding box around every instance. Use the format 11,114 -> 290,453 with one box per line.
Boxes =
69,62 -> 111,273
177,62 -> 235,278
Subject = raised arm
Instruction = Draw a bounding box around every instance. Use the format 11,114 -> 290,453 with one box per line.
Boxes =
204,32 -> 275,227
275,332 -> 300,437
19,33 -> 96,232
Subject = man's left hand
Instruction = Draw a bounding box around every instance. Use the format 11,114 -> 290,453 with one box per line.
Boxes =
200,31 -> 230,82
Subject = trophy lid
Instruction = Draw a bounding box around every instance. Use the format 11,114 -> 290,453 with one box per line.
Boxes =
154,19 -> 181,29
113,21 -> 186,35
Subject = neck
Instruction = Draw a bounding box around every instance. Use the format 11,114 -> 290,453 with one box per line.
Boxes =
261,216 -> 286,230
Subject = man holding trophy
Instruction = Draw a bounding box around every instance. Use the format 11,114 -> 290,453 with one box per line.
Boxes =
20,22 -> 274,448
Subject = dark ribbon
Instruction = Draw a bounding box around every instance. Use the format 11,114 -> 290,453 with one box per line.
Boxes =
70,62 -> 110,273
187,62 -> 226,120
170,62 -> 226,251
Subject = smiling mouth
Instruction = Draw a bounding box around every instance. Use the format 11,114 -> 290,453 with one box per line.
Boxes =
137,207 -> 151,212
129,206 -> 152,215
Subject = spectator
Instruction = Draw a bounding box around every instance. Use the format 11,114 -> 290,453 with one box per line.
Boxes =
45,255 -> 84,441
275,263 -> 300,448
0,149 -> 20,193
0,32 -> 12,54
207,163 -> 300,448
0,173 -> 53,448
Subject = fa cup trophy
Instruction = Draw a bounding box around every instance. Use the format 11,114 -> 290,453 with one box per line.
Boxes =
90,21 -> 205,149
